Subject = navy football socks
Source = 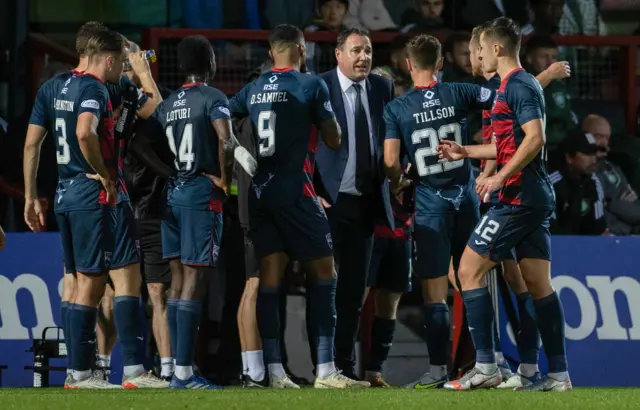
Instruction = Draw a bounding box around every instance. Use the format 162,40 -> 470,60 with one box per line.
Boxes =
534,292 -> 568,373
462,288 -> 496,365
309,277 -> 337,366
167,298 -> 179,357
257,287 -> 281,366
61,302 -> 72,372
175,300 -> 202,368
114,296 -> 142,368
516,292 -> 541,365
423,303 -> 450,367
368,317 -> 396,373
69,304 -> 97,374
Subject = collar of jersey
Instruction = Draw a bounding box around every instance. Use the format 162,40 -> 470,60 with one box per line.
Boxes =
414,81 -> 437,89
82,72 -> 103,83
272,67 -> 294,72
182,82 -> 205,88
500,67 -> 524,86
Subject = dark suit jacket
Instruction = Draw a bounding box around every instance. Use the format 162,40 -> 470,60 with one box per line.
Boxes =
314,68 -> 395,228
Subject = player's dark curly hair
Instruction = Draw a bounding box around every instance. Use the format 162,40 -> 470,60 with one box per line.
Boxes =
407,34 -> 441,70
268,24 -> 304,52
76,21 -> 107,56
483,17 -> 522,53
177,35 -> 216,78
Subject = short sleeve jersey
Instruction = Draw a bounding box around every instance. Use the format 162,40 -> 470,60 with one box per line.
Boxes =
491,68 -> 554,210
152,82 -> 230,210
229,68 -> 335,208
52,73 -> 123,211
384,81 -> 495,192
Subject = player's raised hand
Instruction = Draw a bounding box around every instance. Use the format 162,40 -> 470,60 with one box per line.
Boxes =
476,174 -> 505,201
24,198 -> 47,233
547,61 -> 571,80
86,173 -> 117,204
128,51 -> 151,76
437,140 -> 467,161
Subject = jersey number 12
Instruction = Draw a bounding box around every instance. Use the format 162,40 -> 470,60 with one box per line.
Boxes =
166,124 -> 195,171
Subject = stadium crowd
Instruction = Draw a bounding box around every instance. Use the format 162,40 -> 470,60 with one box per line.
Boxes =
0,0 -> 639,393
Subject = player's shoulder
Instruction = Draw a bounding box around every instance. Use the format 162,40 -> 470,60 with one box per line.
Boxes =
198,84 -> 228,100
507,70 -> 540,91
385,88 -> 417,114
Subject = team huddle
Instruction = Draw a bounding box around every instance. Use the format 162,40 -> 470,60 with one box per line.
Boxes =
22,17 -> 572,392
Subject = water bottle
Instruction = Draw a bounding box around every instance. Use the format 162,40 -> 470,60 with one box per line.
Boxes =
124,49 -> 157,72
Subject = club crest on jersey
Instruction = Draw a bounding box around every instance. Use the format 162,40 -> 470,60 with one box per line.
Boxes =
325,233 -> 333,250
324,101 -> 333,112
269,75 -> 278,83
424,90 -> 435,100
479,87 -> 491,102
80,99 -> 100,110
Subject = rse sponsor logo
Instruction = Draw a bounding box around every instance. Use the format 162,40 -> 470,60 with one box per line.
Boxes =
479,87 -> 491,102
218,106 -> 231,117
324,101 -> 333,113
80,99 -> 100,110
173,99 -> 187,108
503,274 -> 640,344
421,99 -> 441,109
263,83 -> 279,91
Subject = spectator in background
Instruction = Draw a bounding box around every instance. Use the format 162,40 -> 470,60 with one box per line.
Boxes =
399,0 -> 447,34
264,0 -> 315,29
462,0 -> 533,34
305,0 -> 349,73
344,0 -> 397,31
525,35 -> 577,150
548,129 -> 608,235
440,32 -> 472,83
530,0 -> 565,35
371,35 -> 411,88
558,0 -> 605,35
182,0 -> 261,29
583,115 -> 640,235
382,0 -> 414,27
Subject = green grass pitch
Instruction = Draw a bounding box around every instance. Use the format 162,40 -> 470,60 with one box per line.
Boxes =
1,388 -> 639,410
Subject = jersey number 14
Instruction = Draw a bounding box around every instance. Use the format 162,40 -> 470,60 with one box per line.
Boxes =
166,124 -> 195,171
411,123 -> 463,176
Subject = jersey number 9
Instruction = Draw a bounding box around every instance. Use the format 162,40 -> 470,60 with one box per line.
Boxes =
258,110 -> 276,157
166,124 -> 195,171
411,123 -> 463,177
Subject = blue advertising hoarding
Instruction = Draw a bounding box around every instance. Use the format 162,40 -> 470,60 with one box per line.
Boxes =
0,233 -> 638,387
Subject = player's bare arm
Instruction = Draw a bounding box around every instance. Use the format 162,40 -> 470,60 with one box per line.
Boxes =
129,51 -> 162,119
476,118 -> 545,199
318,117 -> 342,150
23,124 -> 48,232
437,140 -> 497,161
535,61 -> 571,88
212,117 -> 236,195
76,111 -> 116,202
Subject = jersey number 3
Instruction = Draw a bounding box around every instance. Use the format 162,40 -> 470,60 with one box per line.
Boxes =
258,110 -> 276,157
411,123 -> 463,176
166,124 -> 195,171
55,118 -> 70,165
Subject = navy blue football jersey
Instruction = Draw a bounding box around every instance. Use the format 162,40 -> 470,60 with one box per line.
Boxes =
384,81 -> 495,190
228,68 -> 334,207
52,73 -> 125,211
492,68 -> 554,210
29,70 -> 81,130
152,82 -> 230,210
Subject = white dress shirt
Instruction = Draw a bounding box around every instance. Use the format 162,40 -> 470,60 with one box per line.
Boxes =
336,67 -> 375,196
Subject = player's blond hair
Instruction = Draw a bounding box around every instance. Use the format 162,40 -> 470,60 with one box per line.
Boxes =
84,29 -> 126,59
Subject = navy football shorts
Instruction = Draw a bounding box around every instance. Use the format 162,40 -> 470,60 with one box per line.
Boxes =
110,202 -> 140,270
56,206 -> 110,275
467,204 -> 552,262
367,234 -> 412,293
413,184 -> 480,279
162,201 -> 224,267
249,195 -> 333,262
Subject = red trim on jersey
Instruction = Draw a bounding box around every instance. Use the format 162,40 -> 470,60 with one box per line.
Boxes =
71,69 -> 83,75
98,190 -> 116,205
498,68 -> 524,92
272,67 -> 294,72
303,182 -> 316,197
492,99 -> 512,116
182,82 -> 205,88
414,81 -> 438,89
209,199 -> 223,213
374,226 -> 408,239
308,126 -> 318,153
82,72 -> 104,83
